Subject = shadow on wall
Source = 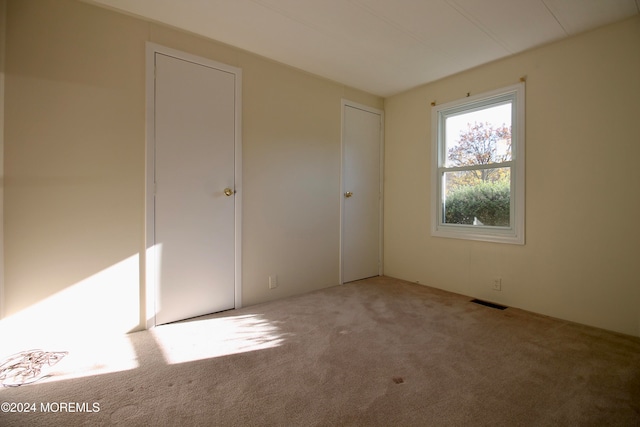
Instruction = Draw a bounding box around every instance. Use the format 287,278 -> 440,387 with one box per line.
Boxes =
0,254 -> 142,357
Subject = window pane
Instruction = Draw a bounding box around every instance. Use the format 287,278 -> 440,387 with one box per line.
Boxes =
443,168 -> 511,227
445,103 -> 512,168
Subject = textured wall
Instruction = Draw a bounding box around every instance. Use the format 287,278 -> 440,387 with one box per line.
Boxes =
384,16 -> 640,336
2,0 -> 382,335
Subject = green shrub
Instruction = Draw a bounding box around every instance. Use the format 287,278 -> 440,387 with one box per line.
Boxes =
444,180 -> 510,226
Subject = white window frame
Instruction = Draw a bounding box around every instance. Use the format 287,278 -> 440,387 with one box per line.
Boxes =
431,83 -> 525,245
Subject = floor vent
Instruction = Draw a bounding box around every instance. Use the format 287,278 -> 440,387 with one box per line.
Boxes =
471,299 -> 507,310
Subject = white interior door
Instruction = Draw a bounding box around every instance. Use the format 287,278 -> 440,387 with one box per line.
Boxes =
341,102 -> 383,283
151,49 -> 239,325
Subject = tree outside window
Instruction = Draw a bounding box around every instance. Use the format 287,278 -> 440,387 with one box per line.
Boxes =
444,116 -> 512,226
431,83 -> 525,244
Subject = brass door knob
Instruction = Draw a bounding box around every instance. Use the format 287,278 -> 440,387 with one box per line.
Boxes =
345,191 -> 353,198
224,188 -> 234,196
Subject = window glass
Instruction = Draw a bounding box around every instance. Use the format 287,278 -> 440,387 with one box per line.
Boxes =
443,168 -> 511,227
431,83 -> 524,244
445,103 -> 512,167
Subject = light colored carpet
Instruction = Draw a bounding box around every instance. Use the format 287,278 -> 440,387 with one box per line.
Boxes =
1,276 -> 639,426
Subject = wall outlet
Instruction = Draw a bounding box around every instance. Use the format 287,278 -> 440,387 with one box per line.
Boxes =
269,275 -> 278,289
492,278 -> 502,291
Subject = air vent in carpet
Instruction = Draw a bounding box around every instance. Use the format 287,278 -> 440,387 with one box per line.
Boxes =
471,299 -> 507,310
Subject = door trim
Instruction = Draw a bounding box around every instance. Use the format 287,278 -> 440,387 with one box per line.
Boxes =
339,99 -> 384,284
144,42 -> 242,329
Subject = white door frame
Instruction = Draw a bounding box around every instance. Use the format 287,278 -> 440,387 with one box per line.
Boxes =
339,99 -> 384,284
145,43 -> 242,329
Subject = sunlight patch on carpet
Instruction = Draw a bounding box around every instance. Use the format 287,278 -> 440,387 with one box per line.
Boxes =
48,335 -> 139,382
0,334 -> 140,388
0,255 -> 144,387
150,314 -> 287,364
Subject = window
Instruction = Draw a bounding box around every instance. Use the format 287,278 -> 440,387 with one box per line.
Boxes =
431,83 -> 525,244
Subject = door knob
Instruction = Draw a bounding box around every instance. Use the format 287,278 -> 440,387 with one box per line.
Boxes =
224,188 -> 234,196
345,191 -> 353,198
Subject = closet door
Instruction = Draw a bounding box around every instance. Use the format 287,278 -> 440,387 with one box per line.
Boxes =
341,102 -> 384,283
152,50 -> 239,325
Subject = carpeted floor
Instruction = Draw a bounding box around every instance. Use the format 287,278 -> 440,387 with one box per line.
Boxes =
1,276 -> 639,426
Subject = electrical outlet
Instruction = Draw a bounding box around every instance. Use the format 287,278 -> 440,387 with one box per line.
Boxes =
269,275 -> 278,289
492,278 -> 502,291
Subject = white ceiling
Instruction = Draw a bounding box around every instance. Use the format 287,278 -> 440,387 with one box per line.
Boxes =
85,0 -> 640,97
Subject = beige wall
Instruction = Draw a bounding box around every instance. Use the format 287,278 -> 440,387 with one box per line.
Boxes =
1,0 -> 382,336
3,0 -> 637,340
0,0 -> 5,319
384,16 -> 640,336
